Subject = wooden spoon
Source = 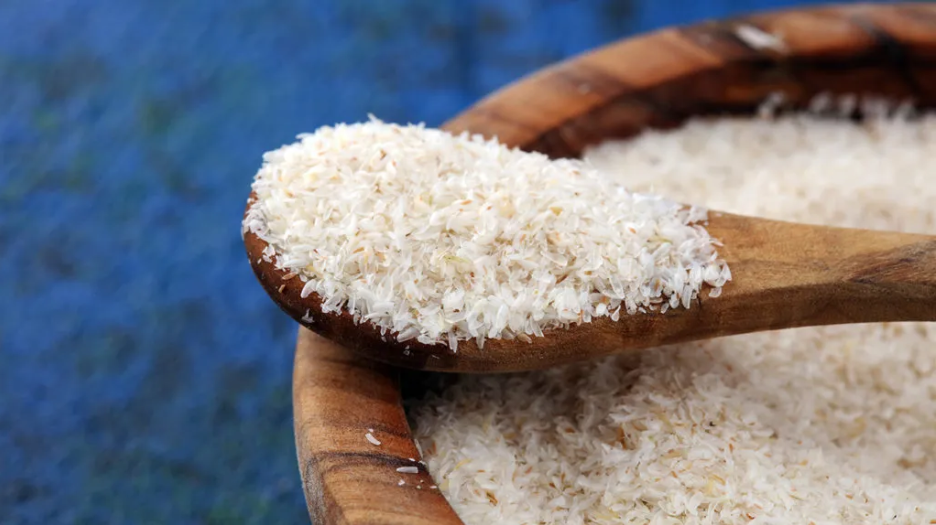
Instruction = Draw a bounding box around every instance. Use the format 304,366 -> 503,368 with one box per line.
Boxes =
244,208 -> 936,373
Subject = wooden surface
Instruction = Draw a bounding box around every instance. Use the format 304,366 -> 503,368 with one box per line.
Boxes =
284,3 -> 936,523
293,329 -> 463,525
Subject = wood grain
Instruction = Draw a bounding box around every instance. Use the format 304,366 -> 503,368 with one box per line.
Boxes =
284,4 -> 936,523
294,328 -> 463,525
445,3 -> 936,157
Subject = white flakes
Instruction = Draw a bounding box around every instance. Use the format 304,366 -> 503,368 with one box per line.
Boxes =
734,24 -> 787,52
243,118 -> 727,349
364,432 -> 380,446
396,466 -> 419,474
412,104 -> 936,525
398,479 -> 405,486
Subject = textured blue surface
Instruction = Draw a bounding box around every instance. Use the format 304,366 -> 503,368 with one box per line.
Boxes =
1,0 -> 915,523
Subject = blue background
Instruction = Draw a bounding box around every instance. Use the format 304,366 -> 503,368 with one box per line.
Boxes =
1,0 -> 921,523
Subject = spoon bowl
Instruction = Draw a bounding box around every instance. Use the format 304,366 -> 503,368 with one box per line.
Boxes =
245,208 -> 936,373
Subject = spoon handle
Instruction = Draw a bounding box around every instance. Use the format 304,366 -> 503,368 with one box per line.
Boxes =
703,213 -> 936,332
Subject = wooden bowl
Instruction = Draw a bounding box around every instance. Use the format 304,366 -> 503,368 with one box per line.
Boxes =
291,4 -> 936,524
